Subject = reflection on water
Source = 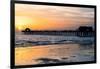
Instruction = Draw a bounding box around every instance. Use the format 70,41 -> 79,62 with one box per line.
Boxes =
15,43 -> 94,65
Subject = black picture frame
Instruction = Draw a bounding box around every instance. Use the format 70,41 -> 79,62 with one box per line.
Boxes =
10,0 -> 97,69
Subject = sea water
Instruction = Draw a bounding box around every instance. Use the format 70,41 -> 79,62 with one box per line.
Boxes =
15,33 -> 95,65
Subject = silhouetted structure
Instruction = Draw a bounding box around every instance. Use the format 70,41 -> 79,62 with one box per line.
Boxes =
25,28 -> 31,32
22,28 -> 31,34
78,26 -> 93,32
21,26 -> 94,37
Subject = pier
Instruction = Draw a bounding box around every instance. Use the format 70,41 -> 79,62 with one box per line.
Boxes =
21,26 -> 95,37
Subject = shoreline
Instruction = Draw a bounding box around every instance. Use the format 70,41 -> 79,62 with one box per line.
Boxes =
15,43 -> 94,65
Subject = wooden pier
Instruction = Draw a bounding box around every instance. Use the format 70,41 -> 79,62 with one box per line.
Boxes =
21,26 -> 95,37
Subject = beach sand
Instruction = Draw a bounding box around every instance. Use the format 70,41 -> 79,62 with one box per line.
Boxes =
15,43 -> 94,66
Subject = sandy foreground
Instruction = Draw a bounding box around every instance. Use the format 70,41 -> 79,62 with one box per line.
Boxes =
15,44 -> 94,66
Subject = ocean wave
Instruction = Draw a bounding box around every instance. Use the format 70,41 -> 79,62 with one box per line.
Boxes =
15,38 -> 94,47
15,34 -> 94,47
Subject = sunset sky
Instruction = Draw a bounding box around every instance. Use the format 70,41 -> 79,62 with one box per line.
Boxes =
15,4 -> 94,31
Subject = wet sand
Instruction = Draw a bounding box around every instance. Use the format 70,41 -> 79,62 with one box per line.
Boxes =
15,43 -> 94,66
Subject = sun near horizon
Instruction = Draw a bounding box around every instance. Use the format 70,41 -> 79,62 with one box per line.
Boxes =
15,4 -> 94,32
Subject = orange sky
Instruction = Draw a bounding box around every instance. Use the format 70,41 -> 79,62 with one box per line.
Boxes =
15,4 -> 94,31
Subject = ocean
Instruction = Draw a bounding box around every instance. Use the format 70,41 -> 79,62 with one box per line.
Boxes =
15,33 -> 95,65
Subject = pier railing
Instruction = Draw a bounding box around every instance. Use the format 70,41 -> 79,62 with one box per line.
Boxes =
22,31 -> 94,37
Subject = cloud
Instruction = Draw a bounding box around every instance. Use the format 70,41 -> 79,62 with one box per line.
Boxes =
15,4 -> 95,30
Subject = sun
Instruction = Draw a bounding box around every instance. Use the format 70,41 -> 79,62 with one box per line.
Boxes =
15,16 -> 34,31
